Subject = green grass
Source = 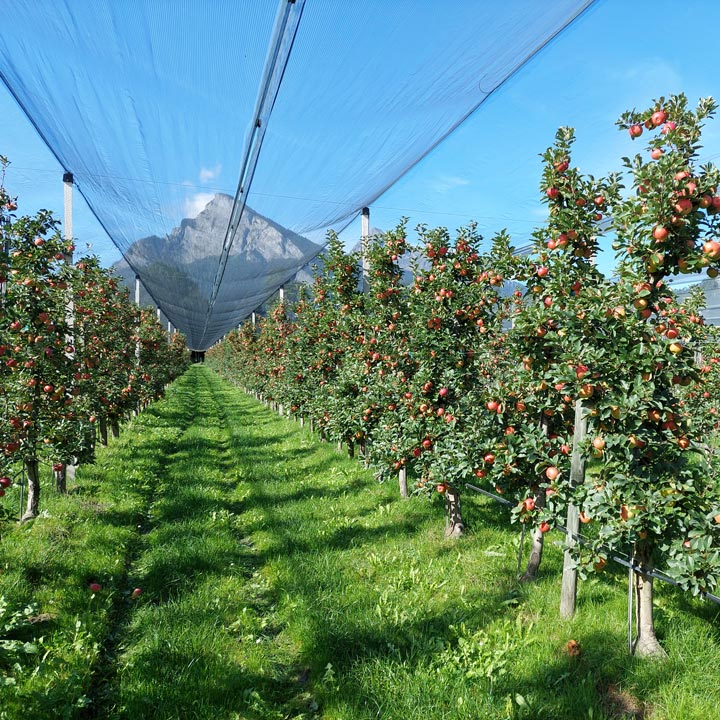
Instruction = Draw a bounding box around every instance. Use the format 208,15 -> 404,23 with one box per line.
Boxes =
1,365 -> 719,719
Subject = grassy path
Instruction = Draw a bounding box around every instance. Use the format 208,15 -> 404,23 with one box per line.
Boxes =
1,366 -> 719,719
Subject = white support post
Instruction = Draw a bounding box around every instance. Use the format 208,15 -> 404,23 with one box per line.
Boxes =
62,173 -> 75,344
63,172 -> 73,255
61,171 -> 77,481
279,286 -> 285,303
135,275 -> 141,362
156,307 -> 161,323
560,400 -> 588,618
252,311 -> 256,327
361,206 -> 370,292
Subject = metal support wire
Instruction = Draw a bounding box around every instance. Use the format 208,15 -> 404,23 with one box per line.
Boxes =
201,0 -> 306,348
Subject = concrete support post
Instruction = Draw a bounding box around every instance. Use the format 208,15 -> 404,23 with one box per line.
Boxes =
361,206 -> 370,292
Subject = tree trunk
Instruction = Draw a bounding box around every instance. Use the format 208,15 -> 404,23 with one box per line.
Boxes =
632,541 -> 666,657
398,466 -> 408,498
347,441 -> 354,459
521,489 -> 546,582
21,459 -> 40,522
98,416 -> 108,446
444,487 -> 465,538
54,463 -> 67,494
110,419 -> 120,439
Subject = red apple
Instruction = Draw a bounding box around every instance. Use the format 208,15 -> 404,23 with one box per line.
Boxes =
702,240 -> 720,259
653,225 -> 669,241
651,109 -> 667,126
545,466 -> 560,481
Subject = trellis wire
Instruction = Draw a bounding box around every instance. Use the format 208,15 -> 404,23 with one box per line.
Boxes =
464,481 -> 720,606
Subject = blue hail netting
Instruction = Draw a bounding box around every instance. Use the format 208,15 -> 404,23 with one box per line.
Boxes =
0,0 -> 594,349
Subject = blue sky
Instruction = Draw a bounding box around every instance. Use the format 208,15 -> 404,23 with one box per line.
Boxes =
3,0 -> 720,280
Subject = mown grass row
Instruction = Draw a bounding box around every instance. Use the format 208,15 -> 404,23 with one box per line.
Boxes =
1,365 -> 719,718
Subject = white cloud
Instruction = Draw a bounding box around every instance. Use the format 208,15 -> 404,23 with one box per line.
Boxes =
432,174 -> 470,194
199,164 -> 222,183
184,192 -> 215,218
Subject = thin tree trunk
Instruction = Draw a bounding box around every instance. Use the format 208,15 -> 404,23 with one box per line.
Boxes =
54,463 -> 67,494
21,459 -> 40,522
110,419 -> 120,439
444,487 -> 465,538
398,466 -> 408,498
98,416 -> 108,446
632,541 -> 666,657
347,441 -> 354,459
521,413 -> 550,581
521,489 -> 545,582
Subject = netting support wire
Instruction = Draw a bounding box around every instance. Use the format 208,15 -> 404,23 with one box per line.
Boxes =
200,0 -> 307,348
361,207 -> 370,293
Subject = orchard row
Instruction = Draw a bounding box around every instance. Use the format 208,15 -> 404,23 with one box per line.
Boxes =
0,158 -> 190,522
208,94 -> 720,656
